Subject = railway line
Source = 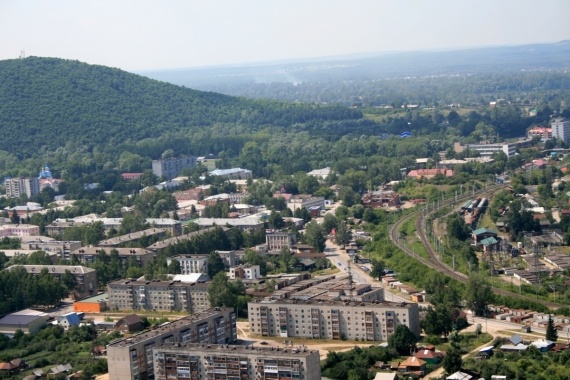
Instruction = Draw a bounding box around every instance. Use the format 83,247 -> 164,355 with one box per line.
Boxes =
388,185 -> 563,309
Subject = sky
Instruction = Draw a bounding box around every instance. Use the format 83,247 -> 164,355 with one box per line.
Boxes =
1,0 -> 569,72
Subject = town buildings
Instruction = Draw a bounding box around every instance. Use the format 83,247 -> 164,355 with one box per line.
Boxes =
0,224 -> 40,237
5,265 -> 97,298
194,217 -> 264,233
152,156 -> 197,180
45,215 -> 181,237
107,278 -> 210,313
209,168 -> 252,180
22,239 -> 81,260
4,177 -> 40,198
552,118 -> 570,142
248,275 -> 419,341
167,255 -> 209,275
106,308 -> 237,380
266,231 -> 297,251
287,195 -> 325,213
229,264 -> 261,280
527,126 -> 552,141
453,140 -> 532,158
71,247 -> 155,268
153,342 -> 321,380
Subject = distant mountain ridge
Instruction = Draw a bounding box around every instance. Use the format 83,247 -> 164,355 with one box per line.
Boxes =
142,41 -> 570,88
0,57 -> 362,158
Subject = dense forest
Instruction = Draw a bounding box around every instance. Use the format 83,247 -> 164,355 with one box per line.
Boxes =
0,57 -> 362,158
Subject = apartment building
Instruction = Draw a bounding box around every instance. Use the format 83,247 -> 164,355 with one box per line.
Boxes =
194,217 -> 264,233
107,278 -> 210,313
153,343 -> 321,380
22,239 -> 81,260
552,118 -> 570,142
266,231 -> 297,251
453,140 -> 533,158
229,264 -> 260,280
97,227 -> 167,247
287,195 -> 325,213
167,255 -> 209,275
4,177 -> 40,198
152,156 -> 198,180
209,168 -> 253,180
107,308 -> 237,380
0,224 -> 40,237
6,265 -> 97,298
247,274 -> 418,341
248,299 -> 420,341
71,247 -> 155,268
45,216 -> 181,237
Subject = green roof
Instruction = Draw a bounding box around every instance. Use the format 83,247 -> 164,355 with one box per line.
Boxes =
75,293 -> 108,303
472,228 -> 498,236
480,237 -> 498,246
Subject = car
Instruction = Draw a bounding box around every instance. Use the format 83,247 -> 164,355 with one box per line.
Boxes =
338,262 -> 342,266
259,341 -> 269,345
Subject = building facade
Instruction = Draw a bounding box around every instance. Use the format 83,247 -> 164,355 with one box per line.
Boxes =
23,239 -> 81,260
266,231 -> 297,251
248,299 -> 420,341
552,118 -> 570,142
209,168 -> 253,180
168,255 -> 209,275
4,177 -> 40,198
107,278 -> 210,313
152,156 -> 198,180
229,264 -> 260,280
71,247 -> 155,268
287,195 -> 325,213
153,343 -> 321,380
0,224 -> 40,237
6,265 -> 97,298
107,308 -> 237,380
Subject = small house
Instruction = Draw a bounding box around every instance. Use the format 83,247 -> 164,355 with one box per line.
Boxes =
116,314 -> 143,333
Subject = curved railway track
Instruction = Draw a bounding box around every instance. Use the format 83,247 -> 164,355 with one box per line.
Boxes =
389,185 -> 562,309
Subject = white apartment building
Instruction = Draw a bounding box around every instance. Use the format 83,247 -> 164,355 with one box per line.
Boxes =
552,118 -> 570,142
229,264 -> 260,280
168,255 -> 209,274
266,231 -> 297,251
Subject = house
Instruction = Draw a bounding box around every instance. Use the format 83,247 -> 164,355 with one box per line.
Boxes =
0,362 -> 18,376
472,228 -> 498,243
531,338 -> 555,352
398,356 -> 426,375
229,264 -> 261,280
0,310 -> 48,335
446,372 -> 474,380
57,312 -> 81,330
414,348 -> 444,364
407,168 -> 454,179
373,372 -> 397,380
115,314 -> 143,333
48,363 -> 73,378
121,173 -> 143,180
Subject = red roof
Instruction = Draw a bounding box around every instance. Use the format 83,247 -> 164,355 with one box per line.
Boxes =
0,362 -> 16,370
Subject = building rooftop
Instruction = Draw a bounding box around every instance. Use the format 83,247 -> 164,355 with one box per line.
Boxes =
253,298 -> 413,309
108,278 -> 209,287
6,265 -> 95,274
147,226 -> 222,250
97,228 -> 167,246
72,247 -> 153,256
75,293 -> 109,303
154,341 -> 317,357
107,308 -> 234,348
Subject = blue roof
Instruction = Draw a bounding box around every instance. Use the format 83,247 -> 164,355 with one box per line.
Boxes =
0,314 -> 43,326
59,313 -> 80,325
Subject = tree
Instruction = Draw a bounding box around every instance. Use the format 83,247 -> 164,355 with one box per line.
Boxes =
303,221 -> 326,253
546,314 -> 558,342
442,346 -> 462,374
277,247 -> 297,273
370,259 -> 385,281
321,213 -> 338,234
208,272 -> 246,309
167,259 -> 181,274
243,249 -> 267,275
388,325 -> 417,355
464,272 -> 494,316
422,305 -> 453,338
334,221 -> 352,246
120,213 -> 149,235
207,251 -> 225,278
268,211 -> 285,230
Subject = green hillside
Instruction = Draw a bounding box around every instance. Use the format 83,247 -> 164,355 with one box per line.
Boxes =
0,57 -> 363,159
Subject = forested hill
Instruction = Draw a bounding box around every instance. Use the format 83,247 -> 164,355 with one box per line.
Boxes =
0,57 -> 362,158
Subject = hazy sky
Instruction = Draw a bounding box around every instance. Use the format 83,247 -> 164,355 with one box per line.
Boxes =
1,0 -> 569,72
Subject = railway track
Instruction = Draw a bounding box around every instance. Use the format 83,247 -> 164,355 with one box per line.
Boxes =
389,185 -> 562,309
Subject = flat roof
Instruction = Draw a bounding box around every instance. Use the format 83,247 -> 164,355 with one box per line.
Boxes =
253,298 -> 414,309
97,228 -> 167,246
75,293 -> 109,303
107,308 -> 234,348
154,342 -> 317,358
